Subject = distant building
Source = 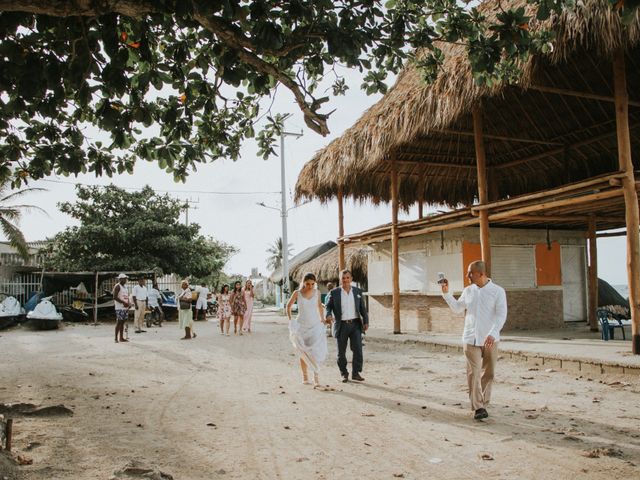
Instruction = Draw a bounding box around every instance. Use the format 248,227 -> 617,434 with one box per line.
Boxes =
0,240 -> 49,267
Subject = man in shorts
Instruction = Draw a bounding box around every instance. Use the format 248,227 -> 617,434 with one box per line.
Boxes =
113,273 -> 130,343
195,281 -> 210,322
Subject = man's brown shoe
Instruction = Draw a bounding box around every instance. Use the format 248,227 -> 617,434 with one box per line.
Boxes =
352,373 -> 365,382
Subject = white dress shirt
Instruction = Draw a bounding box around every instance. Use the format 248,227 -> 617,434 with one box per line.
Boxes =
340,287 -> 357,320
132,284 -> 148,301
443,279 -> 508,346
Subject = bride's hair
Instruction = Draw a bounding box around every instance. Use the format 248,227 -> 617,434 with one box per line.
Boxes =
302,272 -> 316,283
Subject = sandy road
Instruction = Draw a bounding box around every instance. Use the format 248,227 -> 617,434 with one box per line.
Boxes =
1,310 -> 639,479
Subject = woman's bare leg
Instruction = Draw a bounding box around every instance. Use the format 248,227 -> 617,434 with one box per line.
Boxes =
219,317 -> 224,334
233,316 -> 238,334
238,315 -> 244,335
300,358 -> 309,384
224,318 -> 230,335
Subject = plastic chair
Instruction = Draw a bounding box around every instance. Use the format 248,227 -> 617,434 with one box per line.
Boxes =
597,309 -> 626,341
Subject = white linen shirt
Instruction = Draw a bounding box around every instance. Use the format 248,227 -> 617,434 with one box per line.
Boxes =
132,284 -> 148,301
340,287 -> 357,320
442,279 -> 508,346
147,288 -> 161,308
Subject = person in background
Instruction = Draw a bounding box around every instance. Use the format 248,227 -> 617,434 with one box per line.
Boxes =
195,281 -> 209,322
178,279 -> 196,340
230,280 -> 246,335
441,260 -> 508,421
132,277 -> 148,334
324,282 -> 335,337
147,281 -> 163,327
113,273 -> 130,343
242,279 -> 255,334
217,284 -> 232,335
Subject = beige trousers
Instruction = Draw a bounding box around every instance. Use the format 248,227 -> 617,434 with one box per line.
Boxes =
463,342 -> 499,411
134,300 -> 146,330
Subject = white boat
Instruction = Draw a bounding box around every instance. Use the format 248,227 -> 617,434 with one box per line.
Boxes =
26,296 -> 63,330
0,296 -> 25,329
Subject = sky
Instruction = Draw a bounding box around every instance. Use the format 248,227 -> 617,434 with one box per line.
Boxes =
8,70 -> 633,286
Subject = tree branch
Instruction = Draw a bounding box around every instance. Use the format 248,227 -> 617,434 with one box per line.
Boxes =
0,0 -> 159,17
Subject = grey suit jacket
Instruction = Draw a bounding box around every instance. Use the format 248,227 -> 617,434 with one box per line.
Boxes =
325,286 -> 368,337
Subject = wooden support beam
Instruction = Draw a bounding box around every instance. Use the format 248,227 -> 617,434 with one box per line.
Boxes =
394,159 -> 476,169
473,106 -> 492,275
391,160 -> 401,334
529,84 -> 640,108
511,214 -> 625,223
496,126 -> 640,170
613,49 -> 640,354
488,189 -> 623,221
473,173 -> 627,212
337,188 -> 345,270
588,216 -> 599,332
436,128 -> 563,146
597,229 -> 640,238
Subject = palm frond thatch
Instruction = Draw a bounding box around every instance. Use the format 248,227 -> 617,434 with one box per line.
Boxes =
295,0 -> 640,209
290,245 -> 368,285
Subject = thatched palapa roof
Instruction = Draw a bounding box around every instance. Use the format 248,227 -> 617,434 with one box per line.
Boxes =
295,0 -> 640,221
290,245 -> 368,285
269,241 -> 336,283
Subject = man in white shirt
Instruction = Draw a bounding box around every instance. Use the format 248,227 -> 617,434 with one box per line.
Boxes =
132,277 -> 149,334
195,282 -> 210,321
441,260 -> 507,420
147,282 -> 163,326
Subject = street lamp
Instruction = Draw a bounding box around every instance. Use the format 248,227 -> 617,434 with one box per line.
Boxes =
257,114 -> 302,305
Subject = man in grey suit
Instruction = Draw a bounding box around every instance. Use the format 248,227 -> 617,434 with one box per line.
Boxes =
325,270 -> 369,382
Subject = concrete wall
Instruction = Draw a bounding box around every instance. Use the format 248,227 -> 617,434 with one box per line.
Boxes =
368,289 -> 564,334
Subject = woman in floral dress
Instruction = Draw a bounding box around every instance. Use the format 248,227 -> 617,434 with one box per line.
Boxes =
230,280 -> 247,335
217,284 -> 232,336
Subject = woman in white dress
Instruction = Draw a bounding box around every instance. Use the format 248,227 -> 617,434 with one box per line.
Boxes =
286,273 -> 328,387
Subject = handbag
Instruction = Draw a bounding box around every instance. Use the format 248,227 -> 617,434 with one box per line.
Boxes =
179,298 -> 192,310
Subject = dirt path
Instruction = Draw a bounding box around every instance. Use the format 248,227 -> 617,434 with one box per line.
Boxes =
1,310 -> 639,479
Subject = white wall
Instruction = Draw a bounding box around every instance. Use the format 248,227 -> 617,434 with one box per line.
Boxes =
367,227 -> 586,296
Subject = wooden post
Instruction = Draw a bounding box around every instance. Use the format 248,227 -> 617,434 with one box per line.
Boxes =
337,188 -> 346,270
587,216 -> 599,332
93,271 -> 99,325
418,179 -> 424,219
5,418 -> 13,451
613,49 -> 640,354
473,106 -> 492,275
391,160 -> 401,334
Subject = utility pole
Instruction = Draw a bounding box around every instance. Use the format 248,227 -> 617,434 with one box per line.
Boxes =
279,115 -> 303,302
181,198 -> 199,226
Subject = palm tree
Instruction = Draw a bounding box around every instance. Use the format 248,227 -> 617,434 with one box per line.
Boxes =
266,237 -> 294,272
0,183 -> 46,261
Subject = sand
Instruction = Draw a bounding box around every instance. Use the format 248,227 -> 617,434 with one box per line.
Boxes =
0,310 -> 639,479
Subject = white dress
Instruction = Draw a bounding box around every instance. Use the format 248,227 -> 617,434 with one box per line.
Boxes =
289,290 -> 328,373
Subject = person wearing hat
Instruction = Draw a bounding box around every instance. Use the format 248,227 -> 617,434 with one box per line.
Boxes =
113,274 -> 130,343
178,279 -> 196,340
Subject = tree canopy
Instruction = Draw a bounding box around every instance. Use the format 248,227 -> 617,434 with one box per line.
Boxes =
0,1 -> 635,185
43,184 -> 236,277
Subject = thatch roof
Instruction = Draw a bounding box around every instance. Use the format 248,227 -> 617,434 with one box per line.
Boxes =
290,245 -> 369,285
295,0 -> 640,214
598,277 -> 629,308
269,241 -> 336,283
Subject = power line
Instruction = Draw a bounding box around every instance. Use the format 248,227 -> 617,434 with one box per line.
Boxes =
38,178 -> 280,195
